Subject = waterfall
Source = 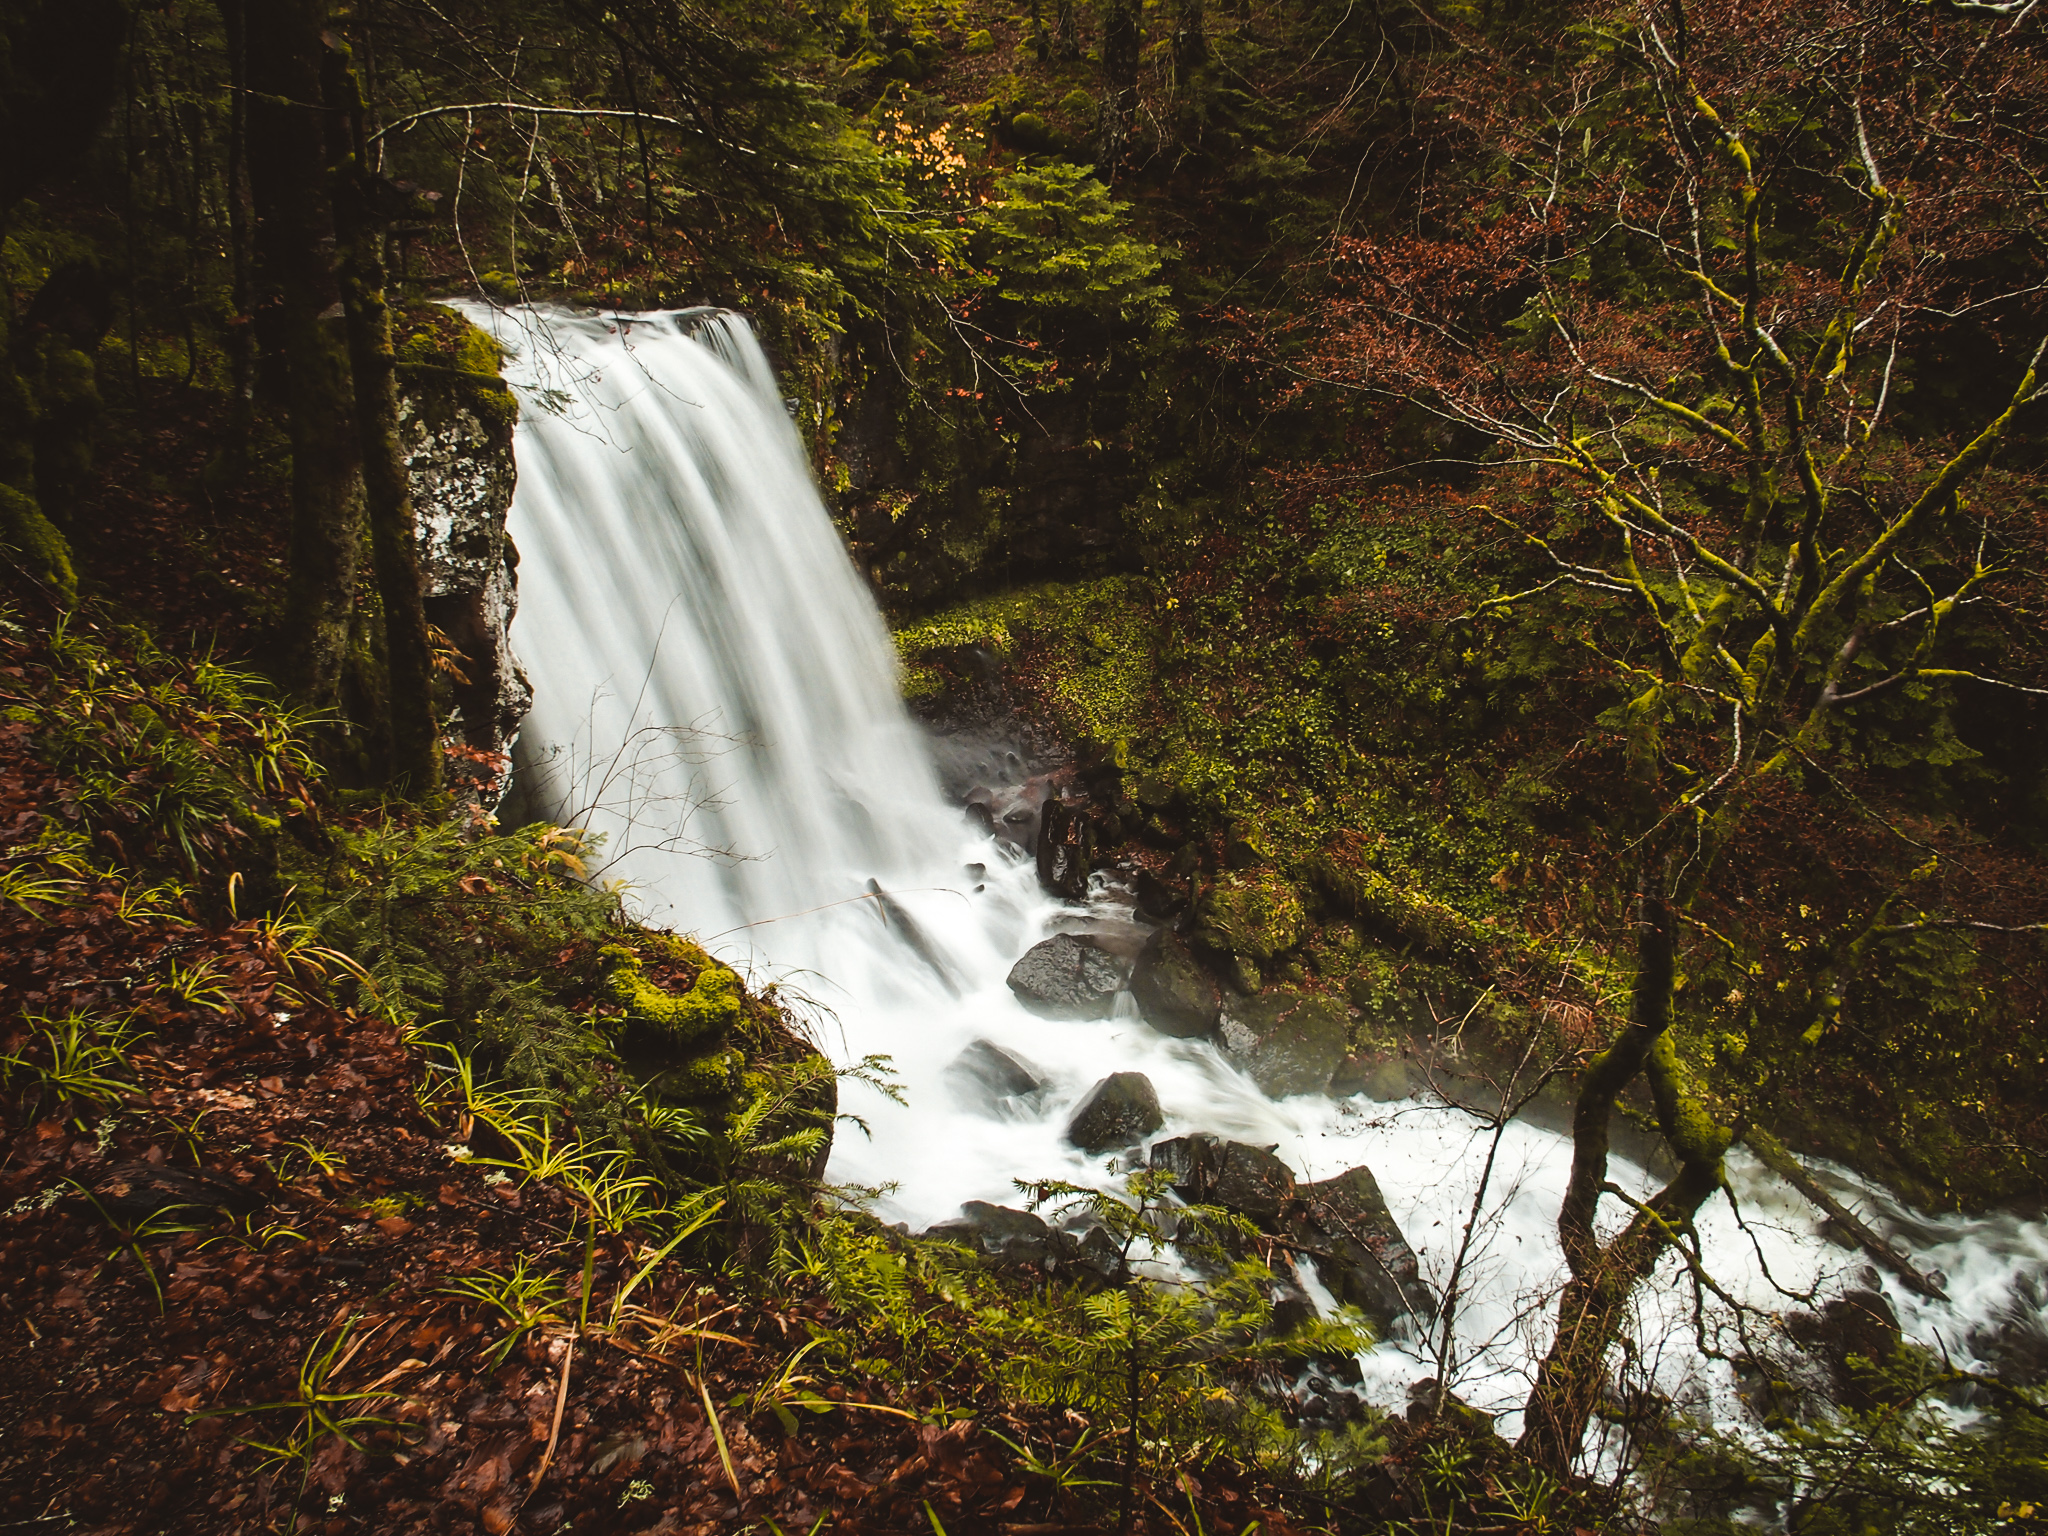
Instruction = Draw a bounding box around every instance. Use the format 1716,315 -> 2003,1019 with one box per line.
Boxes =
469,303 -> 2048,1442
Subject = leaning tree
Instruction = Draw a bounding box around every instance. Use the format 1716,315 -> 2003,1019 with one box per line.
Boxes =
1300,0 -> 2048,1469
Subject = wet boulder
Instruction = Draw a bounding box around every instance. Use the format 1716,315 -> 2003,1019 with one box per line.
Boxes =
943,1039 -> 1047,1115
1066,1071 -> 1164,1154
1150,1134 -> 1296,1225
1288,1165 -> 1432,1332
1131,931 -> 1223,1039
1787,1288 -> 1906,1409
1006,933 -> 1128,1019
925,1201 -> 1056,1267
1219,989 -> 1350,1098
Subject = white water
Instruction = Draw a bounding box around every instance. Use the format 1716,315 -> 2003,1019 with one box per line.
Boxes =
471,303 -> 2048,1447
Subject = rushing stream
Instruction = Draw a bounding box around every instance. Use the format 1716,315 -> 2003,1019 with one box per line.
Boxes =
467,303 -> 2048,1448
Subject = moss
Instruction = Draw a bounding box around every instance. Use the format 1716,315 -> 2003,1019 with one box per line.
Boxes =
893,576 -> 1150,743
651,1043 -> 746,1102
0,483 -> 77,604
602,942 -> 743,1047
1194,869 -> 1305,964
395,306 -> 518,439
1309,839 -> 1485,962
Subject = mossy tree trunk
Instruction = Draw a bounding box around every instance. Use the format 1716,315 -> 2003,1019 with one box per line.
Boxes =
324,39 -> 442,798
240,0 -> 364,710
1517,872 -> 1728,1470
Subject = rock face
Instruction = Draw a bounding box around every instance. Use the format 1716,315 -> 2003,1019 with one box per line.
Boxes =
943,1039 -> 1047,1115
1288,1165 -> 1432,1331
1219,989 -> 1350,1098
1006,933 -> 1128,1018
1149,1135 -> 1295,1224
1131,931 -> 1223,1039
1066,1071 -> 1163,1154
402,366 -> 530,808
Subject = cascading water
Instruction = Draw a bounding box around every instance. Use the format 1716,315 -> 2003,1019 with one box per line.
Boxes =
468,303 -> 2048,1445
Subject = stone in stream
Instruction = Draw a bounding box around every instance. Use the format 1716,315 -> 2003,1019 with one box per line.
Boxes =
1130,930 -> 1223,1039
925,1201 -> 1056,1267
1787,1288 -> 1906,1409
1066,1071 -> 1163,1154
1006,932 -> 1128,1019
1287,1165 -> 1433,1332
1149,1134 -> 1296,1225
1218,988 -> 1350,1098
943,1039 -> 1047,1115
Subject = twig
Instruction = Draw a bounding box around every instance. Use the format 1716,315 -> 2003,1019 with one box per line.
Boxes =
527,1333 -> 576,1495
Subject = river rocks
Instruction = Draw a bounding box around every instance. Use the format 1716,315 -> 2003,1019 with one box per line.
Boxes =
1219,989 -> 1350,1098
925,1201 -> 1058,1267
1787,1288 -> 1905,1409
1289,1165 -> 1432,1331
1066,1071 -> 1163,1154
1131,931 -> 1223,1039
943,1039 -> 1047,1115
1006,933 -> 1128,1018
925,1202 -> 1127,1280
1149,1135 -> 1295,1224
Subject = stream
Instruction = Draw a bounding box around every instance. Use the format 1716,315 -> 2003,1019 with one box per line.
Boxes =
467,302 -> 2048,1449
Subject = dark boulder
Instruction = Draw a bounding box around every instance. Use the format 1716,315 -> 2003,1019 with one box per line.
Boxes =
1006,932 -> 1128,1019
925,1201 -> 1056,1267
1035,790 -> 1092,897
1219,988 -> 1349,1098
1066,1071 -> 1163,1154
1289,1165 -> 1432,1332
1150,1134 -> 1296,1225
943,1039 -> 1047,1115
1130,931 -> 1223,1039
1787,1288 -> 1905,1409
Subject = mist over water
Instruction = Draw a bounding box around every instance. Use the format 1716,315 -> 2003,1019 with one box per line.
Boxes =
472,303 -> 2048,1441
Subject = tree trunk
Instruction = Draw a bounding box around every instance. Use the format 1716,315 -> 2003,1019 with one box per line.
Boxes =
325,42 -> 443,798
240,0 -> 363,709
1172,0 -> 1206,91
1056,0 -> 1081,59
1101,0 -> 1140,173
1517,870 -> 1730,1472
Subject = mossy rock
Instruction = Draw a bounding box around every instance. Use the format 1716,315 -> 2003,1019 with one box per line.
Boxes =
1194,868 -> 1305,967
601,942 -> 741,1047
1009,111 -> 1054,150
964,27 -> 996,52
648,1043 -> 745,1103
0,482 -> 76,604
1309,839 -> 1482,961
396,307 -> 517,438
